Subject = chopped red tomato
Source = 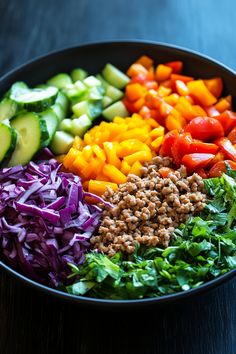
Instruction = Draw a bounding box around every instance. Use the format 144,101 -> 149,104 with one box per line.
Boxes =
215,137 -> 236,162
182,153 -> 215,173
209,160 -> 236,177
215,110 -> 236,135
159,130 -> 179,157
189,141 -> 219,154
171,133 -> 192,166
185,117 -> 224,142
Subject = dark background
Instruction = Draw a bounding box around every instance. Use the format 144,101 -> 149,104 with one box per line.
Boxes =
0,0 -> 236,353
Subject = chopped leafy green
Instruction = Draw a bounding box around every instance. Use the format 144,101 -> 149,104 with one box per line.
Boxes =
66,173 -> 236,300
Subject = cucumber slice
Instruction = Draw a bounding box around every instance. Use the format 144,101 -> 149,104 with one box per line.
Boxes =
102,63 -> 130,89
70,114 -> 92,137
59,119 -> 73,133
50,131 -> 74,155
96,74 -> 110,89
106,85 -> 124,102
8,112 -> 48,166
40,108 -> 59,146
72,100 -> 102,121
47,73 -> 72,89
0,122 -> 17,165
102,96 -> 113,108
7,82 -> 29,99
102,101 -> 129,121
71,68 -> 88,82
83,76 -> 102,88
11,86 -> 58,112
0,98 -> 17,121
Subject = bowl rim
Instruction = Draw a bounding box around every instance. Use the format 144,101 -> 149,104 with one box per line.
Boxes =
1,39 -> 236,306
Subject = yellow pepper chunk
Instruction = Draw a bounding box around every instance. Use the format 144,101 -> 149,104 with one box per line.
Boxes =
124,150 -> 152,165
149,126 -> 165,139
88,180 -> 118,196
103,164 -> 127,184
93,144 -> 106,162
121,160 -> 131,175
103,142 -> 121,168
63,148 -> 78,169
82,145 -> 94,161
129,161 -> 143,176
151,136 -> 164,150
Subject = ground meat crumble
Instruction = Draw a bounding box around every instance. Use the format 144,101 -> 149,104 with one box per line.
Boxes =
90,156 -> 207,256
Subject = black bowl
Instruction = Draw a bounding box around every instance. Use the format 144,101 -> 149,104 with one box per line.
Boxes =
0,40 -> 236,308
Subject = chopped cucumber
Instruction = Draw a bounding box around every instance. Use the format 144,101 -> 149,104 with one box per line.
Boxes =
102,101 -> 129,121
50,131 -> 74,155
87,86 -> 104,100
8,112 -> 48,166
7,82 -> 29,99
72,100 -> 102,121
40,108 -> 59,146
71,68 -> 88,82
59,119 -> 73,133
70,114 -> 92,137
11,86 -> 58,112
47,73 -> 72,89
106,85 -> 123,102
55,91 -> 69,114
0,98 -> 17,121
51,104 -> 65,122
83,76 -> 102,88
0,122 -> 17,165
63,81 -> 87,99
102,96 -> 113,108
102,63 -> 130,89
96,74 -> 110,89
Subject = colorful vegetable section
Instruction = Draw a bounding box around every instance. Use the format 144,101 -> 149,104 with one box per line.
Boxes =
63,114 -> 165,195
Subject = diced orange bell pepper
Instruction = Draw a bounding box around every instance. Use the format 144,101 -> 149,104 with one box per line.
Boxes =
121,160 -> 131,175
187,80 -> 217,106
204,77 -> 223,98
174,96 -> 196,120
165,61 -> 183,74
145,90 -> 162,109
192,105 -> 207,117
81,157 -> 104,179
129,161 -> 143,176
118,139 -> 150,158
157,86 -> 172,97
88,180 -> 118,196
159,101 -> 173,117
82,145 -> 94,161
63,148 -> 78,169
214,96 -> 232,113
72,154 -> 89,172
127,63 -> 148,78
125,83 -> 146,101
205,106 -> 219,117
93,144 -> 106,162
139,106 -> 152,119
146,67 -> 155,81
171,74 -> 193,83
135,55 -> 154,69
103,142 -> 121,168
133,97 -> 145,111
96,174 -> 110,182
155,64 -> 173,82
144,80 -> 158,90
175,80 -> 189,96
163,93 -> 179,106
103,164 -> 127,184
165,114 -> 186,131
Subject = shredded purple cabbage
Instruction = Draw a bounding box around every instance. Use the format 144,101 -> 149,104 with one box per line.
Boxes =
0,159 -> 106,287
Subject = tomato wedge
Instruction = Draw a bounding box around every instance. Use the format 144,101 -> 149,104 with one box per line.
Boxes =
215,110 -> 236,135
182,153 -> 215,173
209,160 -> 236,177
228,126 -> 236,144
185,117 -> 224,142
159,130 -> 179,157
189,140 -> 219,154
214,137 -> 236,162
171,133 -> 192,166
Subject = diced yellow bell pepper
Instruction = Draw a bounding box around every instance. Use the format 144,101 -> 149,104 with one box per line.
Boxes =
103,164 -> 127,184
165,114 -> 186,131
103,142 -> 121,168
84,132 -> 92,145
81,158 -> 104,179
63,148 -> 78,169
150,136 -> 164,150
88,180 -> 118,196
149,126 -> 165,139
115,128 -> 149,142
145,118 -> 159,128
96,173 -> 110,182
72,136 -> 83,149
124,150 -> 152,165
93,144 -> 106,162
121,160 -> 131,175
82,145 -> 94,161
129,161 -> 143,176
72,153 -> 89,172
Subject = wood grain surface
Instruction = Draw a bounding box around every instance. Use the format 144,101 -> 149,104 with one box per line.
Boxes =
0,0 -> 236,353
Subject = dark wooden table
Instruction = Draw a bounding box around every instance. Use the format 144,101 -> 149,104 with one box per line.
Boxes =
0,0 -> 236,353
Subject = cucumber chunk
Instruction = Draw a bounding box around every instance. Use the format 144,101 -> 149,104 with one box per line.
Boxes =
0,98 -> 17,121
83,76 -> 102,88
11,86 -> 58,112
102,101 -> 129,121
8,112 -> 48,166
72,100 -> 102,121
40,108 -> 59,146
71,68 -> 88,82
59,119 -> 73,133
47,73 -> 72,89
55,91 -> 69,116
96,74 -> 110,89
70,114 -> 92,137
50,131 -> 74,155
102,96 -> 113,108
106,85 -> 124,102
0,122 -> 17,165
102,63 -> 130,89
63,81 -> 87,99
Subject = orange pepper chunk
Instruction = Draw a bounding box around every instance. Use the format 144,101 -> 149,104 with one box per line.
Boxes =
125,83 -> 146,101
135,55 -> 154,69
88,180 -> 118,196
187,79 -> 217,106
72,136 -> 83,149
133,97 -> 145,111
165,114 -> 186,131
192,105 -> 207,117
118,139 -> 150,158
93,144 -> 106,162
157,86 -> 172,97
96,174 -> 110,182
63,148 -> 78,169
203,77 -> 223,98
155,64 -> 173,82
103,164 -> 127,184
174,96 -> 197,121
163,93 -> 179,106
72,153 -> 89,172
127,63 -> 148,78
82,145 -> 94,161
103,142 -> 121,168
214,96 -> 232,113
81,157 -> 104,179
175,80 -> 189,96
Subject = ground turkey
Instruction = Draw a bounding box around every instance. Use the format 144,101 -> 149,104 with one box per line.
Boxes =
90,156 -> 207,256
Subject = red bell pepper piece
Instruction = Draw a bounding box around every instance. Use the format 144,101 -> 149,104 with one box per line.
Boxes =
189,140 -> 219,154
171,133 -> 192,166
165,61 -> 183,74
215,110 -> 236,135
185,117 -> 224,142
195,168 -> 209,179
228,126 -> 236,144
122,98 -> 138,114
182,153 -> 215,173
215,137 -> 236,162
159,130 -> 179,157
209,160 -> 236,177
